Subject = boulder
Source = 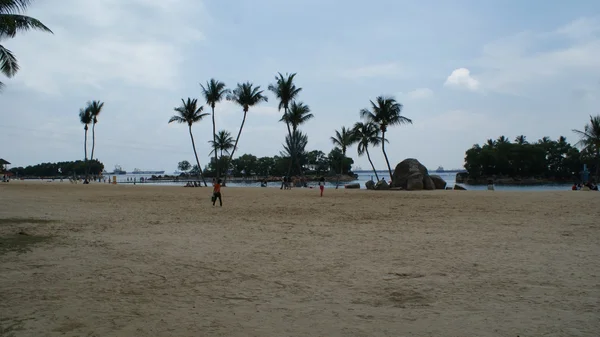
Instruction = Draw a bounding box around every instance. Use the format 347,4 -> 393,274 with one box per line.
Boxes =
375,180 -> 390,190
429,175 -> 447,189
406,173 -> 424,191
365,180 -> 375,190
345,183 -> 360,189
423,175 -> 435,190
392,158 -> 428,189
454,184 -> 466,190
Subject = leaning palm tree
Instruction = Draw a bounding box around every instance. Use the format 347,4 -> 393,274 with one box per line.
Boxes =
223,82 -> 268,184
360,96 -> 411,185
330,126 -> 356,189
168,98 -> 210,186
281,101 -> 313,132
86,100 -> 104,164
200,78 -> 230,180
353,121 -> 386,181
573,115 -> 600,180
0,0 -> 53,90
79,107 -> 92,179
268,72 -> 302,176
209,130 -> 235,158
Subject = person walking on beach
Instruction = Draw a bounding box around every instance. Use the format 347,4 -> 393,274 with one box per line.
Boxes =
212,179 -> 223,206
319,176 -> 325,197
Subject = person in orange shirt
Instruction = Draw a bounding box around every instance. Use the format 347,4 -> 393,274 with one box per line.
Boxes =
212,179 -> 223,206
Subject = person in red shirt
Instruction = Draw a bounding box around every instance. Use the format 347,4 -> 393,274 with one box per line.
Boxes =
212,179 -> 222,206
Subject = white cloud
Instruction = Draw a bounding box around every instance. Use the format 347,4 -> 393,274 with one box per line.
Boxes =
406,88 -> 433,99
444,68 -> 480,91
341,62 -> 404,79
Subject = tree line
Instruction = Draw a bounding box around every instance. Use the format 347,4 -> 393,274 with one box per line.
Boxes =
9,160 -> 104,177
464,115 -> 600,182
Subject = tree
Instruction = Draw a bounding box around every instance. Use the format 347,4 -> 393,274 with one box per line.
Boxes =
79,107 -> 92,179
573,115 -> 600,180
353,121 -> 386,181
268,72 -> 302,177
0,0 -> 53,90
306,150 -> 329,175
515,135 -> 528,145
86,100 -> 104,165
209,130 -> 235,158
282,129 -> 308,175
168,98 -> 210,186
177,160 -> 191,172
224,82 -> 268,184
281,101 -> 313,132
330,126 -> 356,188
200,78 -> 230,180
360,96 -> 411,185
328,148 -> 354,176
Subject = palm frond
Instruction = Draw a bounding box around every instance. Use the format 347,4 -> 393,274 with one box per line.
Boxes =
169,98 -> 209,125
268,72 -> 301,111
200,78 -> 230,107
0,14 -> 53,38
0,0 -> 34,14
0,44 -> 18,77
79,107 -> 92,125
227,82 -> 268,112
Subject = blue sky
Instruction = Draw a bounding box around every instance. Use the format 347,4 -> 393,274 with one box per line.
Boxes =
1,0 -> 599,172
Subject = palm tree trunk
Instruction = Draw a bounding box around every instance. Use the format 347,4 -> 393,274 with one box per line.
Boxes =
223,111 -> 247,186
285,113 -> 294,177
335,150 -> 344,189
211,106 -> 219,181
189,125 -> 207,186
84,128 -> 88,179
382,131 -> 393,185
366,147 -> 379,181
89,122 -> 96,178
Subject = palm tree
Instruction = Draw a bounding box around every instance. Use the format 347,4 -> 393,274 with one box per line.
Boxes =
200,78 -> 230,180
281,101 -> 313,132
79,107 -> 92,179
0,0 -> 53,90
515,135 -> 528,145
331,126 -> 356,189
573,115 -> 600,180
86,100 -> 104,166
496,135 -> 510,145
209,130 -> 235,158
282,129 -> 308,165
223,82 -> 268,184
353,121 -> 386,181
360,96 -> 411,185
268,72 -> 302,176
168,98 -> 210,186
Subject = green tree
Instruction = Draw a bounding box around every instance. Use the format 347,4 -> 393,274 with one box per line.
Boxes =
200,78 -> 230,180
360,96 -> 412,185
224,82 -> 267,183
209,130 -> 235,157
281,101 -> 313,132
0,0 -> 53,90
79,106 -> 92,179
306,150 -> 329,175
86,100 -> 104,165
330,126 -> 356,188
231,154 -> 258,177
168,98 -> 210,186
515,135 -> 528,145
328,148 -> 354,177
268,72 -> 302,177
353,121 -> 385,181
281,129 -> 308,175
177,160 -> 191,172
573,115 -> 600,180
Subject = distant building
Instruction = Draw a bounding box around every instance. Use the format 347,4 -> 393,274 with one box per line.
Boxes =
0,158 -> 10,172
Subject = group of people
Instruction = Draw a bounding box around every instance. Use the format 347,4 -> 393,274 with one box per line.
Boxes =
572,181 -> 599,191
1,174 -> 9,182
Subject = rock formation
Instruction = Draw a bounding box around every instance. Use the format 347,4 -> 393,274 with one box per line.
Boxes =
391,158 -> 447,191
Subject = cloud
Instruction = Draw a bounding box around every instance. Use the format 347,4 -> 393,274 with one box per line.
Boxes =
340,62 -> 404,79
444,68 -> 480,91
406,88 -> 433,100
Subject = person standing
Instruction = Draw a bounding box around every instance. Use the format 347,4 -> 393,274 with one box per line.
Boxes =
212,179 -> 223,207
319,177 -> 325,197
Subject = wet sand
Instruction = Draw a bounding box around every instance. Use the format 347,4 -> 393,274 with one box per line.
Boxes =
1,182 -> 599,336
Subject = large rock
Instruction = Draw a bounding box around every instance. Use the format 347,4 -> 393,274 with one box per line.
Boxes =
392,158 -> 429,189
345,183 -> 360,189
375,180 -> 390,190
406,173 -> 424,190
454,184 -> 466,190
365,180 -> 375,190
423,175 -> 435,190
429,175 -> 447,189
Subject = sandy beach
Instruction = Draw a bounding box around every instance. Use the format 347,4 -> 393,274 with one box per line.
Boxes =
1,182 -> 599,336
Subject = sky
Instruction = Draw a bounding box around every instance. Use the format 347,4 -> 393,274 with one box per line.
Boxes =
1,0 -> 599,172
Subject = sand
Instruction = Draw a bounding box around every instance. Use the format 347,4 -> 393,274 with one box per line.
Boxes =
0,182 -> 599,336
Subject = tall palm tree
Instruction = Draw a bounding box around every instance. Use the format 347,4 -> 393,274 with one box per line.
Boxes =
331,126 -> 356,189
200,78 -> 230,180
353,121 -> 386,181
360,96 -> 411,185
79,107 -> 92,179
223,82 -> 268,184
268,72 -> 302,176
573,115 -> 600,180
0,0 -> 53,90
168,98 -> 210,186
281,101 -> 313,132
86,100 -> 104,166
282,129 -> 308,166
515,135 -> 528,145
209,130 -> 235,158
